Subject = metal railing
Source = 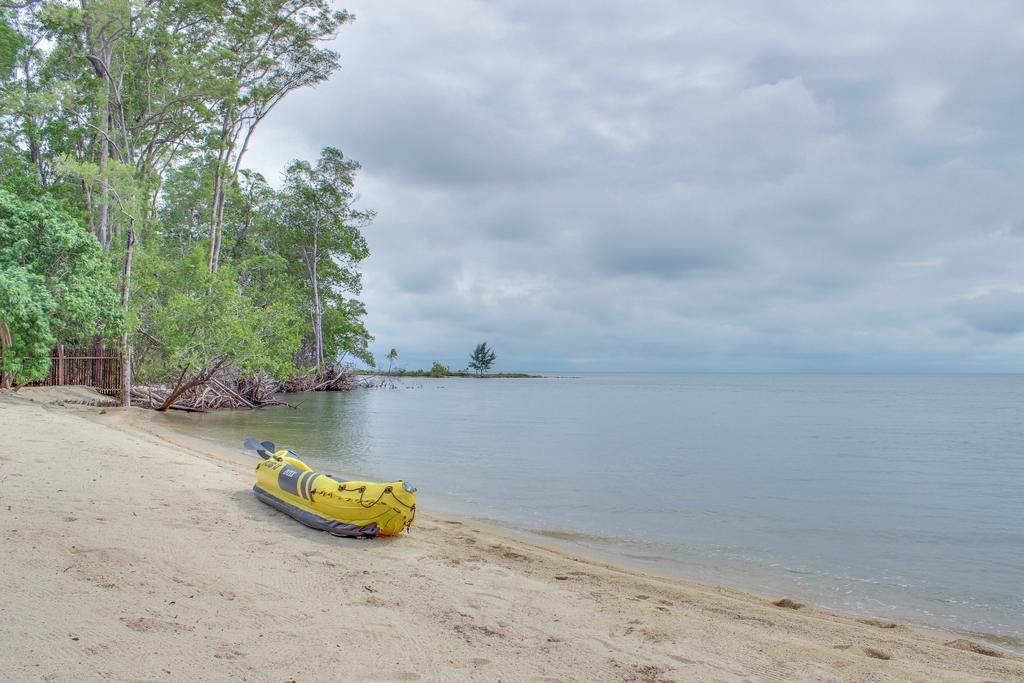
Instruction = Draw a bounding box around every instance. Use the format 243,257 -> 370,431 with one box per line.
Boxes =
30,343 -> 122,395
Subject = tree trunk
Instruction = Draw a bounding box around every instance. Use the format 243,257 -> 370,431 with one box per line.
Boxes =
207,110 -> 237,273
311,260 -> 322,372
212,173 -> 229,268
311,223 -> 323,371
83,10 -> 113,250
0,320 -> 11,389
82,177 -> 93,235
23,38 -> 46,188
97,112 -> 110,249
299,219 -> 324,373
119,226 -> 135,407
207,161 -> 224,272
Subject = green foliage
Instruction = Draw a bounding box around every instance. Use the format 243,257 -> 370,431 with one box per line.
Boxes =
133,244 -> 302,383
0,15 -> 23,81
469,342 -> 497,375
0,146 -> 41,198
155,149 -> 376,374
268,147 -> 374,369
0,190 -> 122,339
278,146 -> 372,294
430,361 -> 450,377
0,265 -> 54,383
156,160 -> 216,248
322,298 -> 374,367
0,2 -> 374,395
0,189 -> 121,382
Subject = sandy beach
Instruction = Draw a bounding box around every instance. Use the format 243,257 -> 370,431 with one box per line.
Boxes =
1,388 -> 1021,682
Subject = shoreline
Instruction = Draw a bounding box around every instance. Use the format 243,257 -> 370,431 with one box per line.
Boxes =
150,390 -> 1024,657
413,511 -> 1024,659
2,386 -> 1022,681
474,518 -> 1024,656
450,517 -> 1024,651
123,404 -> 1024,657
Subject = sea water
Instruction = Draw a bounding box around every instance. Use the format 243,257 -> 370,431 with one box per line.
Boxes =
157,373 -> 1024,649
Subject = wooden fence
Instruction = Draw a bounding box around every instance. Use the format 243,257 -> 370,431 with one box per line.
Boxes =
30,343 -> 122,395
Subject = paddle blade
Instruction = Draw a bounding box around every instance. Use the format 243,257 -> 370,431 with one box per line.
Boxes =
243,437 -> 272,459
261,440 -> 277,453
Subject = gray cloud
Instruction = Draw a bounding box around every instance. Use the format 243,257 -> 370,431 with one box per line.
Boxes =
957,290 -> 1024,335
245,1 -> 1024,371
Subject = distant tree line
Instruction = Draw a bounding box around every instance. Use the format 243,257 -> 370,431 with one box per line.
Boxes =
365,343 -> 531,378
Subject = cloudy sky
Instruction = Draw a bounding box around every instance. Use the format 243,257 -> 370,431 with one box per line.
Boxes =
248,1 -> 1024,372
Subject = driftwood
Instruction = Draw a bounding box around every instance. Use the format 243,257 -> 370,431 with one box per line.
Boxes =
155,358 -> 228,410
133,372 -> 289,412
282,363 -> 357,393
133,363 -> 359,412
237,375 -> 282,404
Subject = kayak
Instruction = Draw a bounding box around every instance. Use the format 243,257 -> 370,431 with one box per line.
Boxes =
250,444 -> 416,537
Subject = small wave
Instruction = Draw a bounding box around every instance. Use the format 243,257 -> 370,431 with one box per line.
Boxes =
622,552 -> 674,563
962,630 -> 1024,654
534,527 -> 627,545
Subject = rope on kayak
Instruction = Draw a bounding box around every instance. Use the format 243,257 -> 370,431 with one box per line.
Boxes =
326,481 -> 416,531
337,483 -> 416,511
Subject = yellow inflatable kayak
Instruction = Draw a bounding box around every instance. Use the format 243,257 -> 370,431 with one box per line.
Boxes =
244,438 -> 416,537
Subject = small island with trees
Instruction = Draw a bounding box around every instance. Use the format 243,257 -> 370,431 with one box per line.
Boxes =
359,343 -> 540,378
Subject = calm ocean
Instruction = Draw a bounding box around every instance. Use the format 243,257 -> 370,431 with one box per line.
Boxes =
158,373 -> 1024,650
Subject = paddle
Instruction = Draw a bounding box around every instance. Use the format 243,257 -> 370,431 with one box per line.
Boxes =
243,437 -> 273,459
243,439 -> 362,486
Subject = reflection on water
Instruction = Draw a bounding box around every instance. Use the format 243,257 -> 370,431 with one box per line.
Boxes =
156,373 -> 1024,651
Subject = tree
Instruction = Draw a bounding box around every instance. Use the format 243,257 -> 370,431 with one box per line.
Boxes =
153,147 -> 375,376
276,147 -> 372,372
321,296 -> 373,367
204,1 -> 353,274
132,243 -> 302,409
468,342 -> 496,376
0,2 -> 375,403
41,0 -> 230,404
0,189 -> 122,386
0,266 -> 52,387
385,348 -> 398,374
